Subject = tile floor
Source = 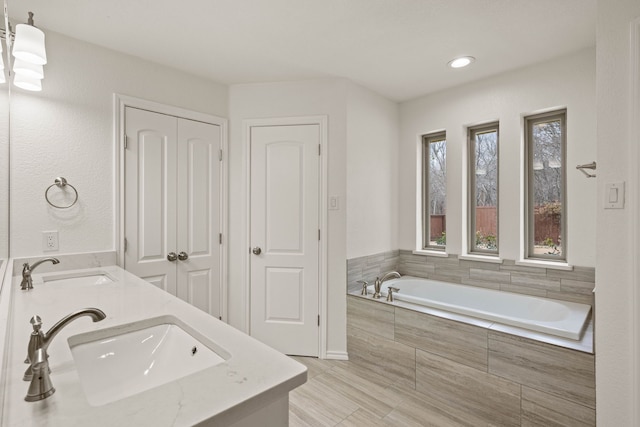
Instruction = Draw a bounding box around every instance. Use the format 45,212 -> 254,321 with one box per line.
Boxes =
288,357 -> 454,427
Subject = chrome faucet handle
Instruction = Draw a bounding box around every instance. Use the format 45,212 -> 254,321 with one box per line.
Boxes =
20,263 -> 31,290
24,315 -> 43,364
357,280 -> 368,296
25,348 -> 55,402
30,315 -> 43,330
386,286 -> 400,302
24,315 -> 47,380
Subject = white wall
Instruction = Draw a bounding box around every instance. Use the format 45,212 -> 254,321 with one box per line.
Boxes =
228,79 -> 348,355
0,87 -> 8,259
346,83 -> 399,259
595,1 -> 640,424
10,30 -> 228,257
399,49 -> 596,267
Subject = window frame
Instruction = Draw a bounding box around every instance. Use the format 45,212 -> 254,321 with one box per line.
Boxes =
524,109 -> 567,261
468,122 -> 500,255
421,132 -> 447,251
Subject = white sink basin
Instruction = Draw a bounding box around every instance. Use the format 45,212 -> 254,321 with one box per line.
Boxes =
40,271 -> 115,286
68,316 -> 229,406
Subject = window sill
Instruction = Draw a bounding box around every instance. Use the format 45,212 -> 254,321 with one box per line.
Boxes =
516,259 -> 573,271
412,249 -> 449,258
459,254 -> 503,264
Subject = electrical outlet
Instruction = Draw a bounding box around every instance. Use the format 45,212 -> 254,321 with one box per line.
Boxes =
42,231 -> 59,251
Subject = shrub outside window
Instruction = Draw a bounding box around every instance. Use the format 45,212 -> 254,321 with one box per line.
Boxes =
468,123 -> 499,254
525,110 -> 566,260
422,132 -> 446,250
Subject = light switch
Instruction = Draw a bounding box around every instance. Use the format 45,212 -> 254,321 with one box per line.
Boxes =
605,182 -> 625,209
329,196 -> 340,210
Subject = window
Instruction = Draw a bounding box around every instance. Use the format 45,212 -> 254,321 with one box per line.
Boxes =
468,123 -> 499,254
422,132 -> 446,250
525,110 -> 566,260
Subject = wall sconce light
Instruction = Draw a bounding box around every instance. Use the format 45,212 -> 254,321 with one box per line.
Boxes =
12,13 -> 46,65
0,11 -> 47,91
12,12 -> 46,91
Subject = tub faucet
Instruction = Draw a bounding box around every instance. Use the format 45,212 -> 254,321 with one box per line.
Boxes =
373,271 -> 401,299
23,308 -> 106,386
20,257 -> 60,290
386,286 -> 400,302
357,280 -> 368,296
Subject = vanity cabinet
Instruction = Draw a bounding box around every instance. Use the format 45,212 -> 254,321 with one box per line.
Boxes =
124,107 -> 222,318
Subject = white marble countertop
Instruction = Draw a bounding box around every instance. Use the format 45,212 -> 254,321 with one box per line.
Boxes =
1,265 -> 306,426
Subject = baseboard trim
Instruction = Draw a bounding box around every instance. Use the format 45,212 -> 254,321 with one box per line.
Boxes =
324,351 -> 349,360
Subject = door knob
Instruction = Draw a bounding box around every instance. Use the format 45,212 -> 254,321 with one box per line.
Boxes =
252,247 -> 262,255
178,251 -> 189,261
167,252 -> 178,262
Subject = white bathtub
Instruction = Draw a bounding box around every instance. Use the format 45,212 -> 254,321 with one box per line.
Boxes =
367,276 -> 591,340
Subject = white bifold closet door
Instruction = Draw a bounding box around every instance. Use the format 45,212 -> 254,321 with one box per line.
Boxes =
124,107 -> 221,318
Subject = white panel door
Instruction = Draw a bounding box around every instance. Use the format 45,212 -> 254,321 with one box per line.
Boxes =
250,124 -> 320,356
176,118 -> 221,318
124,107 -> 178,294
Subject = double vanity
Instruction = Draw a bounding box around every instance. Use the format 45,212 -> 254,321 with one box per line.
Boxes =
0,257 -> 306,426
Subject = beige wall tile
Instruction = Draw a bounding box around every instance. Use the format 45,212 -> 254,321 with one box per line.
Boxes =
499,282 -> 548,297
546,290 -> 594,307
510,273 -> 561,291
547,267 -> 595,282
347,324 -> 416,389
488,332 -> 595,408
416,349 -> 521,426
559,278 -> 596,295
395,307 -> 488,371
521,386 -> 595,426
347,296 -> 395,340
461,277 -> 502,290
469,267 -> 511,282
460,259 -> 502,270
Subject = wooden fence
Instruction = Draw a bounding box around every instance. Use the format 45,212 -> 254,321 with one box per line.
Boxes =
430,206 -> 561,244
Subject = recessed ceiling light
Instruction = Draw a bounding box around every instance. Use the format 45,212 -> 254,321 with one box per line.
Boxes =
448,56 -> 475,69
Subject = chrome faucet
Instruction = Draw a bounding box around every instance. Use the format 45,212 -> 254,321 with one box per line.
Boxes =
373,271 -> 401,299
357,280 -> 368,296
20,257 -> 60,290
386,286 -> 400,302
24,307 -> 106,397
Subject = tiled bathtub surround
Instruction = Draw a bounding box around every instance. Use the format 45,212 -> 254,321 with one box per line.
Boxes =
347,250 -> 595,307
347,296 -> 596,426
347,250 -> 399,293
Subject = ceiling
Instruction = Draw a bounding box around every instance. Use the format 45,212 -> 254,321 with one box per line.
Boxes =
10,0 -> 596,102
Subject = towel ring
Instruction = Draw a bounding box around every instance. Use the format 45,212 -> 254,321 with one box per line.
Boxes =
45,177 -> 78,209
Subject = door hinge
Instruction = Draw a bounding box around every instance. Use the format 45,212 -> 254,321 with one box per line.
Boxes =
219,233 -> 222,244
124,238 -> 128,252
219,149 -> 223,161
219,316 -> 222,321
318,144 -> 321,156
318,229 -> 321,241
124,136 -> 129,149
317,315 -> 320,327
